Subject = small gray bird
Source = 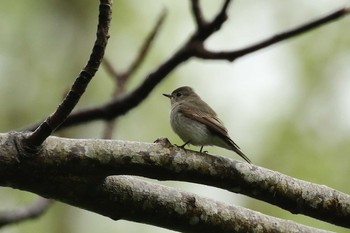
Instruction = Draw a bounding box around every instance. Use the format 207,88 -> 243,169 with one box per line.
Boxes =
163,86 -> 251,163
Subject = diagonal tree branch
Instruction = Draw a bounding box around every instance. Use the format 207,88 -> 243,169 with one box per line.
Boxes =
125,9 -> 167,78
7,2 -> 350,232
193,6 -> 350,61
103,8 -> 167,82
22,3 -> 349,133
22,0 -> 232,132
0,197 -> 52,228
101,9 -> 167,139
21,0 -> 112,152
2,134 -> 349,229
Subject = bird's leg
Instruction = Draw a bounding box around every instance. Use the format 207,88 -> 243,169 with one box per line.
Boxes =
175,140 -> 191,149
199,146 -> 208,153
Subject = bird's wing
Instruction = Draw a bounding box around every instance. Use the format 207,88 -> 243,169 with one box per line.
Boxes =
180,108 -> 232,142
180,107 -> 251,163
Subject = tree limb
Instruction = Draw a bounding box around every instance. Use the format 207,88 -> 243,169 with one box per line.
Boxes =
20,0 -> 231,131
22,4 -> 350,133
0,197 -> 52,228
52,176 -> 336,233
101,9 -> 167,139
6,1 -> 350,232
2,133 -> 349,229
22,0 -> 112,151
193,5 -> 350,61
190,0 -> 205,29
0,161 -> 333,233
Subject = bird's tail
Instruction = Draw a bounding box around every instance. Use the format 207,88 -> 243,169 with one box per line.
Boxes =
226,137 -> 252,164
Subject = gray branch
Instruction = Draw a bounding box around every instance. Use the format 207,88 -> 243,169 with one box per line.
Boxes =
1,132 -> 349,231
0,197 -> 52,227
46,176 -> 335,233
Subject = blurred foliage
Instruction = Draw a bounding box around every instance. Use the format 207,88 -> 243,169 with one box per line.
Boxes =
0,0 -> 349,233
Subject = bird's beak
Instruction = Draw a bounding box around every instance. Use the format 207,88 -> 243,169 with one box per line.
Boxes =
163,93 -> 171,98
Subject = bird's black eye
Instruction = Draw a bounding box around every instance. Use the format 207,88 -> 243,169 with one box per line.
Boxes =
176,92 -> 182,97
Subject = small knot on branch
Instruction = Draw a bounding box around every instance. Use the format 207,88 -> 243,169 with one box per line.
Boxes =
12,132 -> 43,158
154,137 -> 173,148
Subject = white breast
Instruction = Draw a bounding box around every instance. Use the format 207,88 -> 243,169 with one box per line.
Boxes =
170,106 -> 211,146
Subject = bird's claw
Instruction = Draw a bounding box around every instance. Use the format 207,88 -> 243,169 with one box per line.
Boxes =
174,143 -> 186,149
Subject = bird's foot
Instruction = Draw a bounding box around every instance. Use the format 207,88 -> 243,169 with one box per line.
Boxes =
175,140 -> 191,149
199,146 -> 208,153
174,143 -> 184,148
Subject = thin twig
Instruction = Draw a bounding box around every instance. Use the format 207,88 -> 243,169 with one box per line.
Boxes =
22,0 -> 112,153
102,57 -> 120,81
21,4 -> 350,132
23,1 -> 229,131
192,0 -> 231,40
127,8 -> 167,77
101,9 -> 167,139
190,0 -> 205,29
194,6 -> 350,61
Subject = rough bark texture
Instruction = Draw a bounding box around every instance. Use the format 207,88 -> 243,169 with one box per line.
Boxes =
2,1 -> 350,232
0,133 -> 349,232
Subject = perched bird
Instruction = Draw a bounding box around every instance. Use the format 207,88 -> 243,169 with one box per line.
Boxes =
163,86 -> 251,163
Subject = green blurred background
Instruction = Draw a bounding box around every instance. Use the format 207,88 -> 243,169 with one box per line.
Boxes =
0,0 -> 349,232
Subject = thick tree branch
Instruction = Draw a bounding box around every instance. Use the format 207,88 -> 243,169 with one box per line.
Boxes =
0,164 -> 332,232
6,1 -> 350,232
0,197 -> 52,228
2,133 -> 349,229
22,0 -> 112,151
8,176 -> 332,233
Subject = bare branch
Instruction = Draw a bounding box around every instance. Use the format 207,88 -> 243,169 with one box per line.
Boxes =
21,4 -> 349,134
190,0 -> 206,29
0,168 -> 333,233
0,197 -> 52,228
211,0 -> 231,29
101,9 -> 167,139
127,9 -> 167,77
191,0 -> 231,41
101,57 -> 123,139
102,57 -> 120,81
102,119 -> 117,139
63,176 -> 335,233
21,0 -> 112,152
194,5 -> 350,61
6,2 -> 350,232
22,1 -> 231,132
103,9 -> 167,82
2,134 -> 350,228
